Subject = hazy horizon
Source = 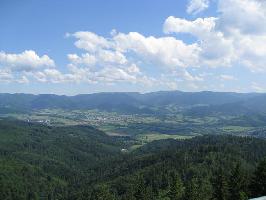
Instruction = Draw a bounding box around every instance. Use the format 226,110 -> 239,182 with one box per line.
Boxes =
0,89 -> 264,96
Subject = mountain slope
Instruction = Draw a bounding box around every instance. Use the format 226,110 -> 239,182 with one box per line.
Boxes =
0,120 -> 266,199
0,91 -> 263,114
0,119 -> 123,199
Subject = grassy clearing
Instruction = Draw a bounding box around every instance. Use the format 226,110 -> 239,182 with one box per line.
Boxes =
136,133 -> 194,143
128,144 -> 143,151
128,133 -> 194,151
221,126 -> 253,133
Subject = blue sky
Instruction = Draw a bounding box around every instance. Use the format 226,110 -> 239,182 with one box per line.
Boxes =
1,0 -> 266,94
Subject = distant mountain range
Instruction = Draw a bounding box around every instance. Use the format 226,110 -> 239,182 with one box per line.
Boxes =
1,91 -> 266,115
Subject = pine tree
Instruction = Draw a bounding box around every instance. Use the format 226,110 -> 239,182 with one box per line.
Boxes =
167,173 -> 184,200
90,184 -> 116,200
250,158 -> 266,197
27,191 -> 38,200
185,177 -> 200,200
212,169 -> 229,200
228,163 -> 248,200
134,176 -> 149,200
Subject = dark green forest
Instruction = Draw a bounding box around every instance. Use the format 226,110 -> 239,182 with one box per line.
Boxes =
0,119 -> 266,199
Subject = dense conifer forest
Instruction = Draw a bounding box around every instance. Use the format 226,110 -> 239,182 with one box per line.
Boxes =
0,119 -> 266,199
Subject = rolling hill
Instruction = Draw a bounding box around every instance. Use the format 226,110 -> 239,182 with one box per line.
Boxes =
0,91 -> 265,115
0,119 -> 265,199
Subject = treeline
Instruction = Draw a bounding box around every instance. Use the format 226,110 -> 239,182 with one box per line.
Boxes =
0,120 -> 124,199
0,120 -> 266,199
86,136 -> 266,200
89,159 -> 266,200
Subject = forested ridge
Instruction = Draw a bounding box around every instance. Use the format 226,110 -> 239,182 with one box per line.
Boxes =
1,91 -> 266,114
90,136 -> 266,200
0,119 -> 123,199
0,120 -> 266,199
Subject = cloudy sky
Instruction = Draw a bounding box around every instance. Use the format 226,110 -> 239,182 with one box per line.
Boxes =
1,0 -> 266,94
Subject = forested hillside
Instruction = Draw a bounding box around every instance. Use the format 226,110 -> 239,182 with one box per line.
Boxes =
0,91 -> 265,114
0,120 -> 266,199
0,120 -> 124,199
90,136 -> 266,200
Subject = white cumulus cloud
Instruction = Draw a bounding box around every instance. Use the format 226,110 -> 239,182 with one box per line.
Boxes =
187,0 -> 210,15
164,0 -> 266,72
0,50 -> 55,72
69,31 -> 111,52
4,0 -> 266,93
